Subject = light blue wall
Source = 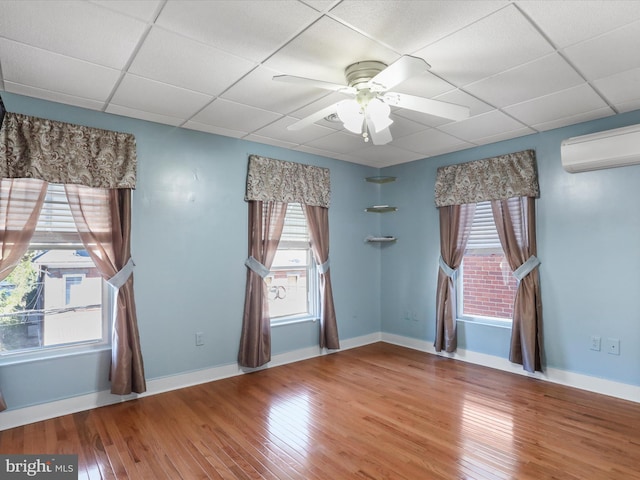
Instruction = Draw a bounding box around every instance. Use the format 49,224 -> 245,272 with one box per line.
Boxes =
380,110 -> 640,387
3,90 -> 640,412
0,92 -> 382,410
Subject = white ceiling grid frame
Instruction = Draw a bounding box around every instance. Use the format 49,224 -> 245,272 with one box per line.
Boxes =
189,98 -> 283,134
128,27 -> 258,97
464,53 -> 586,109
220,66 -> 331,115
503,83 -> 613,129
0,0 -> 148,69
252,116 -> 337,145
263,15 -> 399,84
414,4 -> 556,88
0,39 -> 121,102
1,0 -> 640,167
327,0 -> 509,55
109,74 -> 213,121
154,0 -> 323,63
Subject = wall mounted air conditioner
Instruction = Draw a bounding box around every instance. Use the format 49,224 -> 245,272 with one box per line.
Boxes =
561,123 -> 640,173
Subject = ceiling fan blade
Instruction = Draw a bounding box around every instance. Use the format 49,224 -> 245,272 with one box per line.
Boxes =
287,103 -> 339,131
382,92 -> 470,121
366,117 -> 393,145
273,74 -> 356,94
369,55 -> 430,91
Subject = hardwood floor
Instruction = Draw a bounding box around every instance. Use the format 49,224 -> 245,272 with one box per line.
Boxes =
2,342 -> 639,479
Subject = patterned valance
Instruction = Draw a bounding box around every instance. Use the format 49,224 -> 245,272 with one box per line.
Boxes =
434,149 -> 539,207
245,155 -> 330,208
0,109 -> 137,189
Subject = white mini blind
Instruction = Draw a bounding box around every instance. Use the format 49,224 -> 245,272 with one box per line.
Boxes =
280,203 -> 308,244
466,201 -> 501,250
31,183 -> 82,245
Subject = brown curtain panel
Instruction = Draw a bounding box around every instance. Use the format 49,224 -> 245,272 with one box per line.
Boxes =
303,205 -> 339,350
492,197 -> 542,373
65,185 -> 146,394
0,178 -> 47,411
238,200 -> 287,368
434,202 -> 476,352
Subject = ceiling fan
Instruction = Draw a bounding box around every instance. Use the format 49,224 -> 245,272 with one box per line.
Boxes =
273,55 -> 470,145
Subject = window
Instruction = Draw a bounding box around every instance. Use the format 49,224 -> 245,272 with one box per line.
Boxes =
0,184 -> 109,354
268,203 -> 317,324
457,201 -> 517,323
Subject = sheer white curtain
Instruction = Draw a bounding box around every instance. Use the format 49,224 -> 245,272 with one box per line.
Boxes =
0,178 -> 48,411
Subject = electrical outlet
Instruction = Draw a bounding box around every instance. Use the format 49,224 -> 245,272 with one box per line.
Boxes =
590,335 -> 601,351
195,332 -> 204,346
606,338 -> 620,355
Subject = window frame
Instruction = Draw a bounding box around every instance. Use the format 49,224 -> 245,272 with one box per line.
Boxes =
268,203 -> 319,327
456,201 -> 516,328
0,183 -> 112,358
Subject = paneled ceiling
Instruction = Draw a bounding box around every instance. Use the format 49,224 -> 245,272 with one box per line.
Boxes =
1,1 -> 640,167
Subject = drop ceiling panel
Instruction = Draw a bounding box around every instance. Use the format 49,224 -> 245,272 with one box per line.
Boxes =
221,66 -> 330,114
392,128 -> 473,157
191,98 -> 282,133
289,92 -> 349,120
252,116 -> 336,145
106,104 -> 185,127
434,90 -> 495,117
4,81 -> 106,111
518,0 -> 640,48
439,110 -> 527,143
563,21 -> 640,80
89,0 -> 163,22
0,39 -> 120,101
465,54 -> 584,108
263,16 -> 398,84
346,144 -> 425,167
503,84 -> 610,126
1,1 -> 640,168
243,134 -> 299,150
155,0 -> 321,62
182,121 -> 246,138
110,74 -> 213,119
415,5 -> 555,87
594,67 -> 640,106
472,126 -> 536,146
0,0 -> 147,69
129,28 -> 256,97
304,130 -> 370,154
390,71 -> 456,99
616,99 -> 640,114
531,107 -> 613,132
387,114 -> 435,139
330,1 -> 508,53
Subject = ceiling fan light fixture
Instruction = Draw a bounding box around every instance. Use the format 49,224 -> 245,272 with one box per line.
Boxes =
366,98 -> 392,133
336,99 -> 364,134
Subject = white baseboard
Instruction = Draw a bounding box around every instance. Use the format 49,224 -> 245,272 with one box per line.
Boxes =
3,331 -> 636,430
0,332 -> 381,431
381,332 -> 640,404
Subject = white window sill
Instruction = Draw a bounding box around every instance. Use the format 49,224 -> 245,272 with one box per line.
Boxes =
271,316 -> 318,328
0,343 -> 111,366
457,317 -> 512,329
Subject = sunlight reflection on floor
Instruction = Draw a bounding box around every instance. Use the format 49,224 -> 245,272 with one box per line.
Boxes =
267,392 -> 311,453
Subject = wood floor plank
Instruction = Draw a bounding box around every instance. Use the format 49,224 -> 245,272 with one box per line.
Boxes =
2,342 -> 639,479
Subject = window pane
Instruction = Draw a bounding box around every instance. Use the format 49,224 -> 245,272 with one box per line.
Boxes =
461,252 -> 517,320
268,249 -> 310,318
460,201 -> 517,321
268,203 -> 315,321
0,250 -> 104,353
0,249 -> 104,352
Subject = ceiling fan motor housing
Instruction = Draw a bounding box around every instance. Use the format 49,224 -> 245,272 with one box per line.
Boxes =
345,60 -> 387,90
